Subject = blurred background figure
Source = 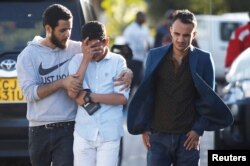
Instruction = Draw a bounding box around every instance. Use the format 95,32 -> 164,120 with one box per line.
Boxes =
123,11 -> 153,92
154,9 -> 174,48
111,36 -> 133,69
225,11 -> 250,69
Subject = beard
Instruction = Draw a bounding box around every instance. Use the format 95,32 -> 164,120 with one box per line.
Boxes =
50,31 -> 67,49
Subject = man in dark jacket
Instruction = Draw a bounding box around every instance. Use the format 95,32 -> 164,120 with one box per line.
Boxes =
127,9 -> 233,166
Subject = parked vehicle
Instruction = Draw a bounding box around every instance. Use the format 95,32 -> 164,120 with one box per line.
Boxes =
214,48 -> 250,149
195,13 -> 249,80
0,0 -> 96,165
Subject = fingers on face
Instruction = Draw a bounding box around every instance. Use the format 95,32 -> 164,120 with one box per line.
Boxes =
87,44 -> 103,56
83,37 -> 89,46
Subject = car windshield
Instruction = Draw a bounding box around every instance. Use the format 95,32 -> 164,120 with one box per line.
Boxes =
0,1 -> 81,53
220,22 -> 243,41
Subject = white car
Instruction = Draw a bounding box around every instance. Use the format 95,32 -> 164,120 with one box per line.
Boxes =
196,13 -> 249,80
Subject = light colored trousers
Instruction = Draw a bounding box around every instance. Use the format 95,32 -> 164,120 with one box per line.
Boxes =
73,131 -> 120,166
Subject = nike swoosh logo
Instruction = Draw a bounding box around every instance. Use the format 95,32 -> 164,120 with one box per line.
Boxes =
39,59 -> 70,76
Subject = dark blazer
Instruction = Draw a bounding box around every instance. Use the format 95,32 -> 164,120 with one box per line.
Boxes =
127,44 -> 233,135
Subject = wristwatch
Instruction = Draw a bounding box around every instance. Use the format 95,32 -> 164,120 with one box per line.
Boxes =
83,92 -> 91,103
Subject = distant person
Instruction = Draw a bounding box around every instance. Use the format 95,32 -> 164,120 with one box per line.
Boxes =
68,21 -> 130,166
225,11 -> 250,68
123,11 -> 152,91
154,9 -> 174,48
127,9 -> 233,166
111,36 -> 133,69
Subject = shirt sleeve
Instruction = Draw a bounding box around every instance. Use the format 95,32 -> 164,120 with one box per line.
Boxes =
16,49 -> 40,102
68,53 -> 82,75
68,53 -> 89,89
113,55 -> 130,100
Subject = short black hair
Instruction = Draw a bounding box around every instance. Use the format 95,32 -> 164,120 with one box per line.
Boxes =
42,4 -> 72,29
171,9 -> 197,28
81,21 -> 106,41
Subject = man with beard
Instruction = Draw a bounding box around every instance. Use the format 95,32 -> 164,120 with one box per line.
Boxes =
16,4 -> 132,166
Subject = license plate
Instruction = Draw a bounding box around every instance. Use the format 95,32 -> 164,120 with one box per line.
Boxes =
0,78 -> 26,103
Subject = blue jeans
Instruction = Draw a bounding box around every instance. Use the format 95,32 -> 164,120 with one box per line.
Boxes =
29,124 -> 74,166
147,133 -> 200,166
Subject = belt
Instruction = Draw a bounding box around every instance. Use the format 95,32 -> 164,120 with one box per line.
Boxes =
30,121 -> 75,129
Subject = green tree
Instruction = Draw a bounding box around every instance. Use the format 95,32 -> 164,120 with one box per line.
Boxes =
146,0 -> 228,25
100,0 -> 249,44
101,0 -> 147,42
227,0 -> 250,12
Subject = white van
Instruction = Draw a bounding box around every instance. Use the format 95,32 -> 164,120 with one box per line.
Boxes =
195,13 -> 249,80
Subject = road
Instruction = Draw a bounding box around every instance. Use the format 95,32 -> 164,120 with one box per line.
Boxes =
121,117 -> 214,166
